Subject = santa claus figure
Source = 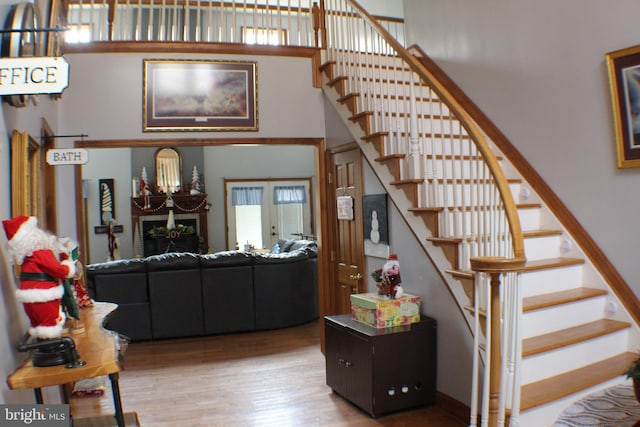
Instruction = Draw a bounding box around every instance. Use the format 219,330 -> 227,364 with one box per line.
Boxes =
3,216 -> 76,339
382,253 -> 403,299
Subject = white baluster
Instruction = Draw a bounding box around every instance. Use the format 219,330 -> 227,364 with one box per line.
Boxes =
469,271 -> 482,427
159,0 -> 166,40
481,273 -> 491,427
408,73 -> 421,181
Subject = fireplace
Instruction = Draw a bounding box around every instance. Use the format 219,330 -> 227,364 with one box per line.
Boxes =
142,219 -> 201,256
131,194 -> 210,256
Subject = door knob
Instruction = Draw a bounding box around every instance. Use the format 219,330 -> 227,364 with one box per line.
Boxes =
349,273 -> 362,281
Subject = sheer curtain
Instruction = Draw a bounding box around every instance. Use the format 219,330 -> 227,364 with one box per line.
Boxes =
232,187 -> 264,205
273,185 -> 306,204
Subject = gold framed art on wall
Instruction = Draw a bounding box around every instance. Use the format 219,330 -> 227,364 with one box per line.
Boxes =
143,59 -> 258,132
606,44 -> 640,168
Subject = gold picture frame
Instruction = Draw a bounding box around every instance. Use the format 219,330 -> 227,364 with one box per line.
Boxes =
143,59 -> 258,132
606,44 -> 640,168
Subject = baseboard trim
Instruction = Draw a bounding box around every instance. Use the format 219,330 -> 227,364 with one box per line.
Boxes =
436,391 -> 470,424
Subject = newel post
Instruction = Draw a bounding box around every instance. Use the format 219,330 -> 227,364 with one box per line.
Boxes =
470,256 -> 526,427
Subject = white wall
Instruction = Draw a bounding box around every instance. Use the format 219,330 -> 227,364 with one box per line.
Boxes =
60,53 -> 325,140
403,0 -> 640,297
83,148 -> 133,263
203,144 -> 317,251
358,0 -> 404,18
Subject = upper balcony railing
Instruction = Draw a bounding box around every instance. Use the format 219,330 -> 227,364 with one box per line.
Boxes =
63,0 -> 405,49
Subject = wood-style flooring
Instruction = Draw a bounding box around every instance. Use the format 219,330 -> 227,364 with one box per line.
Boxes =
70,320 -> 466,426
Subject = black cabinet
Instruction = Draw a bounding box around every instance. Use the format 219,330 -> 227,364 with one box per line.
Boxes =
324,314 -> 437,418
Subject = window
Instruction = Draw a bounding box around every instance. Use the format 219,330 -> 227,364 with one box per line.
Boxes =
232,187 -> 264,249
65,24 -> 92,44
226,179 -> 312,250
241,27 -> 287,45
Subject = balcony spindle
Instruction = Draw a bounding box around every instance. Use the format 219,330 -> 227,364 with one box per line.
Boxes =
408,72 -> 421,181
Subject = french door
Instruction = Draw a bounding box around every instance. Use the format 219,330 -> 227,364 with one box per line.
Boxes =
225,179 -> 313,250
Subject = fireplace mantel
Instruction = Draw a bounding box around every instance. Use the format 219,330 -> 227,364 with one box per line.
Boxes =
131,194 -> 209,252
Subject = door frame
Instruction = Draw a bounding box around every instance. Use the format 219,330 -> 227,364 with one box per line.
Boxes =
223,177 -> 314,250
73,138 -> 329,332
41,119 -> 58,233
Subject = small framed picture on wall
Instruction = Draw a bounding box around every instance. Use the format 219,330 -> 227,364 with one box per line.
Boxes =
363,194 -> 389,258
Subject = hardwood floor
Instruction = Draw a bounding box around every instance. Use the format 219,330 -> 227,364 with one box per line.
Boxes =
70,320 -> 466,426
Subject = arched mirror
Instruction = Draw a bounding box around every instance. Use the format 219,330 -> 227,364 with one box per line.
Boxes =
155,147 -> 182,193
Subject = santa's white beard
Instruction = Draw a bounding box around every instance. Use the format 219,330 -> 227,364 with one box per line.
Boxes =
7,228 -> 61,265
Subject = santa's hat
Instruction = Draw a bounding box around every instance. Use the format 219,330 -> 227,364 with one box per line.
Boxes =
2,216 -> 37,244
388,253 -> 399,261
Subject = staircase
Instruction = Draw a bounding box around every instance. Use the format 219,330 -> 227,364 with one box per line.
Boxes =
320,1 -> 639,425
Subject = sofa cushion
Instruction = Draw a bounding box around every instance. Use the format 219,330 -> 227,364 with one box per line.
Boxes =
146,252 -> 200,271
200,250 -> 253,267
202,265 -> 255,334
148,268 -> 204,339
277,239 -> 296,252
269,243 -> 281,254
253,258 -> 318,329
252,250 -> 308,264
289,240 -> 317,257
103,303 -> 152,341
93,273 -> 148,304
87,258 -> 147,275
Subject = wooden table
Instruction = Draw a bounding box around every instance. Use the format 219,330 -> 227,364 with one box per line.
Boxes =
7,302 -> 128,426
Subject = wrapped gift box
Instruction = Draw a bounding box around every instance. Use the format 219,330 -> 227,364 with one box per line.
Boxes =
350,292 -> 421,328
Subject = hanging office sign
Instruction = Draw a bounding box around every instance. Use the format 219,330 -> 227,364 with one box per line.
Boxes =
46,148 -> 88,165
0,57 -> 69,95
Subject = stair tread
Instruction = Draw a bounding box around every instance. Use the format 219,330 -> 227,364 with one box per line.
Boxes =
525,257 -> 585,271
425,228 -> 560,245
522,229 -> 562,238
409,206 -> 444,213
424,203 -> 540,211
524,287 -> 608,312
517,203 -> 543,209
520,352 -> 637,411
375,154 -> 405,162
523,319 -> 631,357
428,236 -> 462,244
390,179 -> 423,185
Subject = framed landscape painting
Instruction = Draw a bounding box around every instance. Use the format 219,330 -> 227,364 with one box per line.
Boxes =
606,45 -> 640,168
143,59 -> 258,132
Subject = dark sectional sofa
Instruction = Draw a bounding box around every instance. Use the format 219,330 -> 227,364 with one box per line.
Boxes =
86,239 -> 318,341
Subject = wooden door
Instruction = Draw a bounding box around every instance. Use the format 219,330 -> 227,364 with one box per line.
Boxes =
331,146 -> 365,314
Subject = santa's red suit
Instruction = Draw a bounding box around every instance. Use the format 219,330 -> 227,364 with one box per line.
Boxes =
2,216 -> 76,339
